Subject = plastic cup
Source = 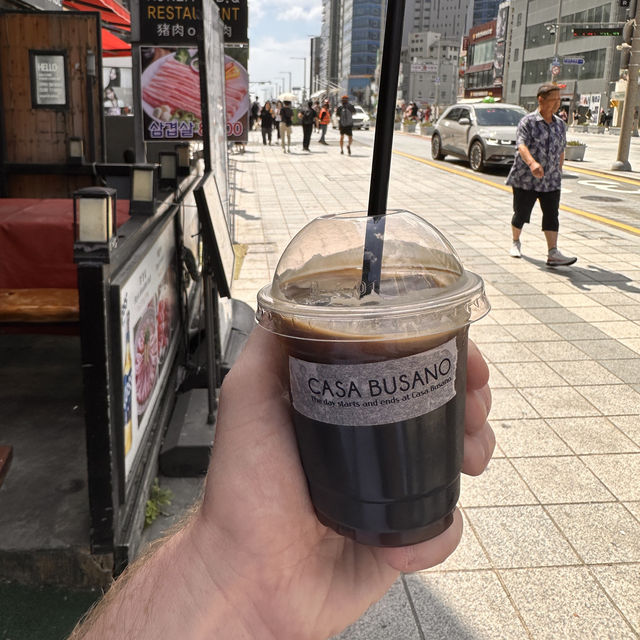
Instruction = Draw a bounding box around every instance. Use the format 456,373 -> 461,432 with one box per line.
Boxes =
256,210 -> 490,546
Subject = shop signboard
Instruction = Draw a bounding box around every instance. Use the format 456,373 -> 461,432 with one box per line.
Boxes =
29,50 -> 68,109
139,0 -> 201,44
216,0 -> 248,43
140,46 -> 203,140
224,46 -> 249,142
411,62 -> 437,73
116,220 -> 179,481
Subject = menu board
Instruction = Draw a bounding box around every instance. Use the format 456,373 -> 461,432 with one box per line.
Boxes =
140,46 -> 203,141
30,51 -> 68,108
117,221 -> 179,479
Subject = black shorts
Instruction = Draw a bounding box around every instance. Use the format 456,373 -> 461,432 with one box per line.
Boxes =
339,125 -> 353,137
511,187 -> 560,232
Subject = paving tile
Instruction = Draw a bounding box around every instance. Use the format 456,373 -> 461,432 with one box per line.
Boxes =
625,501 -> 640,521
405,571 -> 528,640
574,339 -> 640,360
547,417 -> 639,454
525,307 -> 585,324
547,322 -> 610,340
460,459 -> 537,507
592,321 -> 640,339
575,384 -> 640,415
477,342 -> 539,363
485,295 -> 522,310
521,340 -> 591,361
331,579 -> 421,640
548,293 -> 600,307
502,324 -> 562,342
495,362 -> 567,388
493,282 -> 540,296
609,415 -> 640,445
500,567 -> 637,640
611,305 -> 640,320
489,389 -> 539,420
493,418 -> 572,457
424,510 -> 492,572
511,456 -> 615,504
533,282 -> 581,295
469,325 -> 516,343
546,502 -> 640,563
487,364 -> 512,388
570,306 -> 628,322
465,506 -> 580,568
620,338 -> 640,354
519,387 -> 600,418
600,359 -> 640,383
551,359 -> 622,385
488,309 -> 540,325
580,453 -> 640,501
591,564 -> 640,635
508,294 -> 560,308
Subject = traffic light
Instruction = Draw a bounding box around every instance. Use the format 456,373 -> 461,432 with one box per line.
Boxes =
618,19 -> 635,69
619,0 -> 630,7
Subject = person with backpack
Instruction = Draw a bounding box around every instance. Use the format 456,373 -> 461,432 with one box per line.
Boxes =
317,99 -> 331,145
336,94 -> 356,155
298,100 -> 317,151
250,96 -> 261,131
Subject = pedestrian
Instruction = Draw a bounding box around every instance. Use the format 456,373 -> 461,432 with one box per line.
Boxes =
336,94 -> 356,155
506,82 -> 577,267
425,104 -> 432,123
279,100 -> 293,153
260,101 -> 275,145
571,108 -> 579,125
298,100 -> 317,151
312,100 -> 320,131
274,100 -> 282,141
318,99 -> 331,145
250,96 -> 260,131
67,327 -> 494,640
605,108 -> 613,128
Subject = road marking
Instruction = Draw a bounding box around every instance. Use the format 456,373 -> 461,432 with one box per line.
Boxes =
564,165 -> 640,186
394,150 -> 640,237
576,179 -> 640,195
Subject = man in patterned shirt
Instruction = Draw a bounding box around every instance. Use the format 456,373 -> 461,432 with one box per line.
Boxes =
506,83 -> 577,266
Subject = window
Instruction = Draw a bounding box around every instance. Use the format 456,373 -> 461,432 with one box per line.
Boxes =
514,48 -> 519,62
517,13 -> 522,27
511,80 -> 516,92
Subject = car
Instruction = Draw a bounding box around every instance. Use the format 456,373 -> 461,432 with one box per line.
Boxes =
430,102 -> 527,172
332,105 -> 371,130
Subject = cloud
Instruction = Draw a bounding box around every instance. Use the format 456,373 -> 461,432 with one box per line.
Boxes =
277,5 -> 322,21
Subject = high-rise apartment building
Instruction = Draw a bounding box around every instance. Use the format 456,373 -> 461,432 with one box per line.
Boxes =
403,0 -> 474,45
472,0 -> 501,26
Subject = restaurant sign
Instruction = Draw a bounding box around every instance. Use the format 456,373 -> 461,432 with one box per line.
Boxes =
140,46 -> 203,140
29,50 -> 68,109
140,0 -> 201,44
215,0 -> 247,44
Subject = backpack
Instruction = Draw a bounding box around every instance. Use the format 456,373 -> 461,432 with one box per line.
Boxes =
339,104 -> 353,127
302,108 -> 316,125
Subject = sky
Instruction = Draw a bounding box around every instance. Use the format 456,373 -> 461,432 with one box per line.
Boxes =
247,0 -> 322,103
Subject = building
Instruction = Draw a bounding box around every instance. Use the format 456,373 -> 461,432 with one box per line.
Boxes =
503,0 -> 626,118
310,36 -> 323,96
473,0 -> 502,26
320,0 -> 342,95
463,20 -> 502,100
407,31 -> 459,111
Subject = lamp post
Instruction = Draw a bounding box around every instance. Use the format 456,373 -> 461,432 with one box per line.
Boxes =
612,0 -> 640,171
291,56 -> 307,101
279,71 -> 292,92
545,0 -> 563,83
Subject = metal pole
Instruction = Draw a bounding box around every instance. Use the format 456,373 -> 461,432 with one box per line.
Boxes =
549,0 -> 562,83
612,3 -> 640,171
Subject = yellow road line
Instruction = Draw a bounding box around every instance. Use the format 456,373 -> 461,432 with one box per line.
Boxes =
393,149 -> 640,237
563,164 -> 640,186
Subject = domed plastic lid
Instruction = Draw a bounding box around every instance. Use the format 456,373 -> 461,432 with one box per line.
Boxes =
257,210 -> 489,341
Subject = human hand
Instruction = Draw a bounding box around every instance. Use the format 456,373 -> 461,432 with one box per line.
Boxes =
529,161 -> 544,178
188,327 -> 494,639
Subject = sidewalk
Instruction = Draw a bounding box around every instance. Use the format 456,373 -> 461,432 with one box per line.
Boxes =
231,128 -> 640,639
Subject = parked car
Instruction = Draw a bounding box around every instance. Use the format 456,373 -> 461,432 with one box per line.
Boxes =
332,105 -> 371,130
431,102 -> 527,172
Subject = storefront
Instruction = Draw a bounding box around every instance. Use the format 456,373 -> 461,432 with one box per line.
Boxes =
463,21 -> 503,102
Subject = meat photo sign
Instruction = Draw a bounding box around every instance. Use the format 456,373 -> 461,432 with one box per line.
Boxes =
117,220 -> 179,479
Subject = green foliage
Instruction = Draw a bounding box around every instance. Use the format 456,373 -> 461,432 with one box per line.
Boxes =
566,140 -> 585,146
145,479 -> 173,527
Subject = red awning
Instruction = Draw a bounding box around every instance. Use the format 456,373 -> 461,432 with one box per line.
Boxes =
63,0 -> 130,29
102,28 -> 131,57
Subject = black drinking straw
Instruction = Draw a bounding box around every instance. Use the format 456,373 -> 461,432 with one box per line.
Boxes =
360,0 -> 406,297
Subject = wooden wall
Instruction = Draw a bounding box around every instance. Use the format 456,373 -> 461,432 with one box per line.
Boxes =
0,12 -> 104,195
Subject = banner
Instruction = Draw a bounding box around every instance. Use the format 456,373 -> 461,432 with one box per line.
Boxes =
140,46 -> 203,140
224,46 -> 249,142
